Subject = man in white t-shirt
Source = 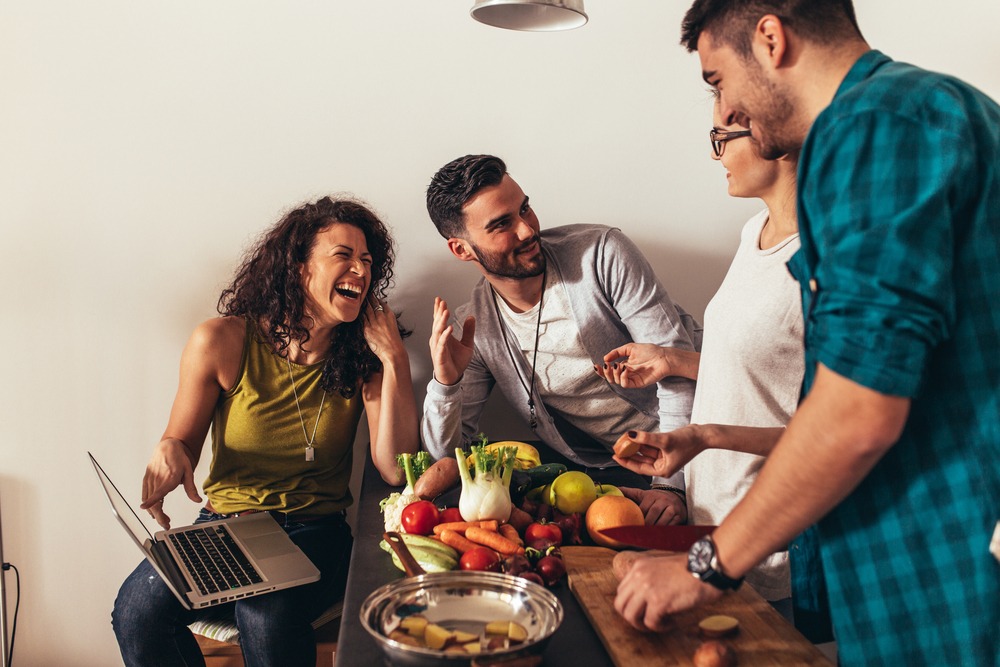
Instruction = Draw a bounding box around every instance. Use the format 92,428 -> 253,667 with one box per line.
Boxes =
421,154 -> 702,524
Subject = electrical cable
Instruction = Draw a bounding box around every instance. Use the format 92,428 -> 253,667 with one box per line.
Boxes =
2,562 -> 17,666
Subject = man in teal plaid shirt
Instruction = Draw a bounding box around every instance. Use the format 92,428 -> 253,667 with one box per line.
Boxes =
612,2 -> 999,665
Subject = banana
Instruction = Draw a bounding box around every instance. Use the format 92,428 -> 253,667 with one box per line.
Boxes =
466,441 -> 542,470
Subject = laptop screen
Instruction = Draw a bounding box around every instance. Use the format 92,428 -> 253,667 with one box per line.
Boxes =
89,452 -> 157,547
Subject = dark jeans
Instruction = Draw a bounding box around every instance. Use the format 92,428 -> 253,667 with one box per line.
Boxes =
112,509 -> 352,667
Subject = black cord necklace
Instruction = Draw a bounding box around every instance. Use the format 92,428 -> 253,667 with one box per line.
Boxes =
491,270 -> 546,430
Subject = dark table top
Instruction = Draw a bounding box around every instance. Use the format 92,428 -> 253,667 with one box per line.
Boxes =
335,452 -> 619,667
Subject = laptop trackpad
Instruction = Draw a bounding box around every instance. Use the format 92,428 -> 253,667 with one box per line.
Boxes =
243,534 -> 298,559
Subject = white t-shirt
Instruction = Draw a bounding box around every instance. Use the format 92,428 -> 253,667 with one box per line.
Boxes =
494,271 -> 653,449
685,209 -> 804,600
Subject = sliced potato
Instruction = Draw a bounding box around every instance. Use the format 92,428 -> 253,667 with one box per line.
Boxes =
388,629 -> 422,647
698,614 -> 740,638
452,630 -> 479,644
507,621 -> 528,643
400,615 -> 429,637
424,623 -> 454,650
485,620 -> 510,636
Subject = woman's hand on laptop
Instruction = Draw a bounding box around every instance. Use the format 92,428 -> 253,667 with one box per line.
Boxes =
141,439 -> 202,529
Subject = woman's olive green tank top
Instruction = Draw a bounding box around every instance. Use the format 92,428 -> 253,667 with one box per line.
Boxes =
203,319 -> 363,517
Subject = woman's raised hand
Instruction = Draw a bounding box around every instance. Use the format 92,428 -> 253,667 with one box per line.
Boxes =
363,298 -> 407,365
596,343 -> 701,387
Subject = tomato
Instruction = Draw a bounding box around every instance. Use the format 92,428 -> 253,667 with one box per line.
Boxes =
525,522 -> 562,550
400,500 -> 440,536
459,546 -> 502,572
438,507 -> 463,524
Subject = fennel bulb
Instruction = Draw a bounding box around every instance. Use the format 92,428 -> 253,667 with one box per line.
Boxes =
455,445 -> 516,522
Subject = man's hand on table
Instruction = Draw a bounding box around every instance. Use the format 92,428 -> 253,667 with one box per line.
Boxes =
621,487 -> 687,525
614,552 -> 722,632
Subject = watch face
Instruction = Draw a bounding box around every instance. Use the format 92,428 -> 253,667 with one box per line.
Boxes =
688,537 -> 714,574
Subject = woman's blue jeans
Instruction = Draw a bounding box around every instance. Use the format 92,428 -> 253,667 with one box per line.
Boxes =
111,509 -> 352,667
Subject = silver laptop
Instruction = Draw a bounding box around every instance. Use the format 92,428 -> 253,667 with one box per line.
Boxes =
89,452 -> 320,609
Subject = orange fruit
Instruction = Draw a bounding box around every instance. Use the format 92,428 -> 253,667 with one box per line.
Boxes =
585,495 -> 644,549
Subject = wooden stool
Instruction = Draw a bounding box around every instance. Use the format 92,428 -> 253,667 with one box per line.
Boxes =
193,606 -> 340,667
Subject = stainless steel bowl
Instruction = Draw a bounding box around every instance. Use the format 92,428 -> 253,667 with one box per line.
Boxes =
360,571 -> 564,666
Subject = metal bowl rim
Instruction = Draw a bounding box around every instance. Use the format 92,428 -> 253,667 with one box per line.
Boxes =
359,570 -> 564,660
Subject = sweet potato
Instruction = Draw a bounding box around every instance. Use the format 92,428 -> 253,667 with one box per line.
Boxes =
507,506 -> 534,532
611,549 -> 675,580
414,457 -> 461,500
692,640 -> 736,667
612,432 -> 641,458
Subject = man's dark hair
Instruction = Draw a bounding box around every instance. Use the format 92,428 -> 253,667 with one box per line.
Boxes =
681,0 -> 862,56
426,154 -> 508,239
218,196 -> 402,398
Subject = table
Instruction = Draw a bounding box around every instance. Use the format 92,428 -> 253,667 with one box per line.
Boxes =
335,453 -> 615,666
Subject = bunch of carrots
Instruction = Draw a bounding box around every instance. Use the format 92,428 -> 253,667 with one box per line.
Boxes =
432,520 -> 525,556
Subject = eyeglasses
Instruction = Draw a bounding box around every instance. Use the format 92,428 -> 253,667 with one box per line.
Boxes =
710,128 -> 753,157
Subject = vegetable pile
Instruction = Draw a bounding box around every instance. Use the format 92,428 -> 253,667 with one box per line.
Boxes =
379,451 -> 431,533
379,434 -> 626,588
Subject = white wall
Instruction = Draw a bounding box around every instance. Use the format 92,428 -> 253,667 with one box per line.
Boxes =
1,1 -> 997,664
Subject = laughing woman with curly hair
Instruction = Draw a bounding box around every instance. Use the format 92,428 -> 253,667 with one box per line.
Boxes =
112,196 -> 418,667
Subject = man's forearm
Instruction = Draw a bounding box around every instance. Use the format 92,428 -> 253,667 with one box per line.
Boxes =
421,378 -> 465,460
711,365 -> 910,578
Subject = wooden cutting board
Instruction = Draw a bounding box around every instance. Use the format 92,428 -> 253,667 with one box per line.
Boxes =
562,546 -> 832,667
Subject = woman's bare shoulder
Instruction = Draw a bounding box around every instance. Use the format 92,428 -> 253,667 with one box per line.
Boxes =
188,316 -> 245,349
182,317 -> 248,389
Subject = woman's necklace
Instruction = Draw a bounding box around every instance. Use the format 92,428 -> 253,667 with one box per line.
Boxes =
285,356 -> 328,462
491,271 -> 546,430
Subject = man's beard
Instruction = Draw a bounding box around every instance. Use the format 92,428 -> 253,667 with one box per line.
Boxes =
745,63 -> 801,160
469,236 -> 546,279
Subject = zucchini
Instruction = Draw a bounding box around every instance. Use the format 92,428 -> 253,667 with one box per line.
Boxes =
389,546 -> 457,573
511,463 -> 567,501
379,534 -> 459,561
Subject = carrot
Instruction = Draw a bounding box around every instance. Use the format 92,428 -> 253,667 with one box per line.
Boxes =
439,529 -> 481,554
465,526 -> 524,556
432,520 -> 499,536
498,523 -> 523,547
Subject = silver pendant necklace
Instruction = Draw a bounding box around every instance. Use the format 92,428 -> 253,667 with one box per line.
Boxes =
491,270 -> 546,430
286,356 -> 328,462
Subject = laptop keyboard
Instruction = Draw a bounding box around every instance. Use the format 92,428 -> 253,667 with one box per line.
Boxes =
169,525 -> 264,595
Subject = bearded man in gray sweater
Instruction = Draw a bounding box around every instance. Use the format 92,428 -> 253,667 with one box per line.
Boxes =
421,154 -> 701,525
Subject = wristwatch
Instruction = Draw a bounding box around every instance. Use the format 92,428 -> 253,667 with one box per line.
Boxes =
687,535 -> 743,591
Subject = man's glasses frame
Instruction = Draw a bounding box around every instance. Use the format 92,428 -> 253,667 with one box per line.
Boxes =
710,129 -> 753,157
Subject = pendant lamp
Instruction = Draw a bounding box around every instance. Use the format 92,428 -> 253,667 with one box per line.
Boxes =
471,0 -> 588,32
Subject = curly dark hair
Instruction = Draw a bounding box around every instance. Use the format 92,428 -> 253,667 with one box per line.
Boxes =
680,0 -> 862,57
218,195 -> 402,398
426,154 -> 507,239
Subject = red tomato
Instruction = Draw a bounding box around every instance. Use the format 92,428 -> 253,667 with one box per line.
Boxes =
438,507 -> 463,524
459,546 -> 502,572
525,522 -> 562,550
400,500 -> 440,536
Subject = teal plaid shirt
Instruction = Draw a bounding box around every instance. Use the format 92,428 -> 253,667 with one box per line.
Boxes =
789,51 -> 1000,666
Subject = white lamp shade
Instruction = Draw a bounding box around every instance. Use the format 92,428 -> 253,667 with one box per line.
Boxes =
471,0 -> 588,32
